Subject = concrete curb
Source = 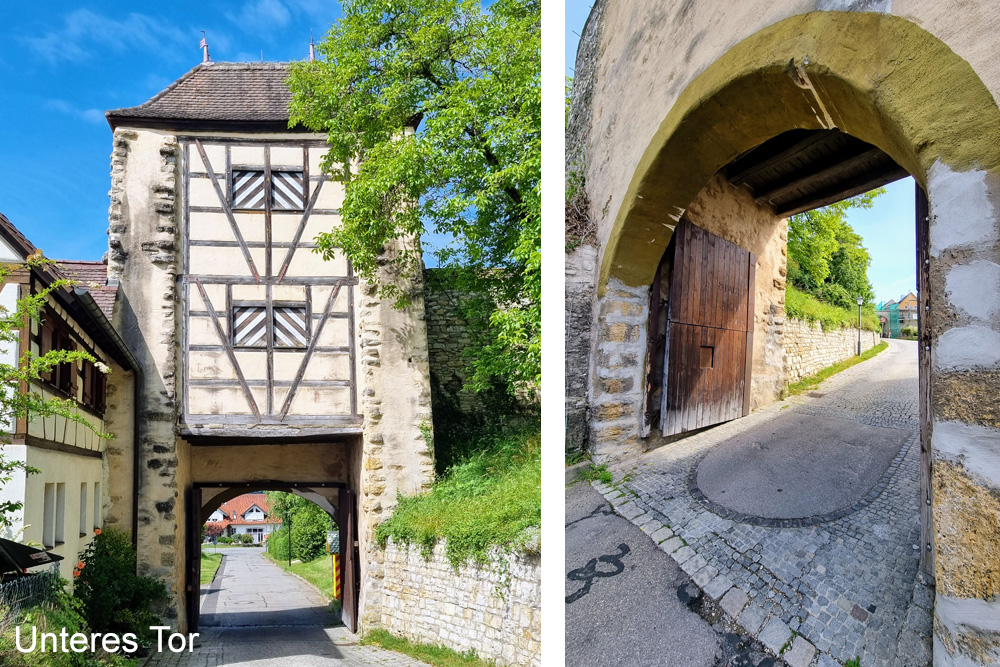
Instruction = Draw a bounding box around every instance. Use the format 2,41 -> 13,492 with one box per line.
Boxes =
592,479 -> 825,667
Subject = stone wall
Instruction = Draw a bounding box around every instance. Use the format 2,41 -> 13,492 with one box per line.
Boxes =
424,281 -> 478,412
784,319 -> 882,384
565,245 -> 597,455
378,540 -> 540,666
106,126 -> 186,628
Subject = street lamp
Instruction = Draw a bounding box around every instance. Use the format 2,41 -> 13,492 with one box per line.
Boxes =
857,296 -> 864,356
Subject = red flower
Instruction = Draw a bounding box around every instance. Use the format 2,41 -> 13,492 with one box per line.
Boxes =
72,569 -> 80,578
94,529 -> 102,536
77,561 -> 85,570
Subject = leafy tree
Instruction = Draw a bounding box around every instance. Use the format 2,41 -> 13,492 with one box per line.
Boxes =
787,189 -> 882,306
287,0 -> 541,392
265,491 -> 333,562
0,255 -> 110,532
204,522 -> 225,540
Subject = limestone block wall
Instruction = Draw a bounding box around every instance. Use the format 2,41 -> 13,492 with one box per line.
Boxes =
356,252 -> 435,632
784,319 -> 881,384
106,126 -> 186,627
379,540 -> 540,666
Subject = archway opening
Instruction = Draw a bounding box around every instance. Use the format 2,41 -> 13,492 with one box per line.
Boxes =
186,482 -> 359,639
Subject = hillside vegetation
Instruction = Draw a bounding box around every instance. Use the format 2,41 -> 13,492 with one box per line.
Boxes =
786,190 -> 885,329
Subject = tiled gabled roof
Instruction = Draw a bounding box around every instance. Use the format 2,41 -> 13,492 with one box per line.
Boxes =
208,492 -> 282,527
53,261 -> 116,320
106,62 -> 299,130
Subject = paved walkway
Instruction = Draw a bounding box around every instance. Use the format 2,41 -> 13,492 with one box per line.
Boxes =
146,547 -> 428,666
596,339 -> 933,666
566,477 -> 722,666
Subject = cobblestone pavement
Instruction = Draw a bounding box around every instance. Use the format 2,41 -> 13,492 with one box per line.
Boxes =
596,340 -> 933,666
146,548 -> 428,666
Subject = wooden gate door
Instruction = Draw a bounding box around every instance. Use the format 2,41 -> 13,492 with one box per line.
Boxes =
338,488 -> 358,633
661,219 -> 755,436
185,486 -> 202,633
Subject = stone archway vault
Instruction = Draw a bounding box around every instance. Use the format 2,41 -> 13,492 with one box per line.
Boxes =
588,10 -> 1000,665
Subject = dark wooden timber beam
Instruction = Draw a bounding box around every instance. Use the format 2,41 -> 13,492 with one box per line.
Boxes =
727,131 -> 835,185
776,165 -> 910,216
754,147 -> 886,205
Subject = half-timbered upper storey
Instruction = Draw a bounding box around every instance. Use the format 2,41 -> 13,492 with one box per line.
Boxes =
0,213 -> 135,452
107,63 -> 360,441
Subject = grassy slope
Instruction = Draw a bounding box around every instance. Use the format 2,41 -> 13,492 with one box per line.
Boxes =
786,285 -> 881,332
376,427 -> 541,567
200,552 -> 222,585
263,552 -> 334,598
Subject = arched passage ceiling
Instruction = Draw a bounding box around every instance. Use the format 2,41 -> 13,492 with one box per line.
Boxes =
599,11 -> 1000,292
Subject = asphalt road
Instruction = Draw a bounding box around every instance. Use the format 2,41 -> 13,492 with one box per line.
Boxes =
565,476 -> 722,667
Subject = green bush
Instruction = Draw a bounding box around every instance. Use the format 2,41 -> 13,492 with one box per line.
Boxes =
267,526 -> 291,561
901,326 -> 918,339
218,536 -> 232,544
73,527 -> 168,645
238,533 -> 254,545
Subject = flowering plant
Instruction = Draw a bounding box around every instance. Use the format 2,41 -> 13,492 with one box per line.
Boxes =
74,527 -> 168,644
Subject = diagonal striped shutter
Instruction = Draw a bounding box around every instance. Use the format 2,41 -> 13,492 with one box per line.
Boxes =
271,171 -> 306,210
273,307 -> 308,348
232,170 -> 266,210
232,306 -> 268,347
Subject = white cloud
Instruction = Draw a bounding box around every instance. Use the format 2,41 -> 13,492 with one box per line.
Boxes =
226,0 -> 292,36
23,9 -> 189,64
44,99 -> 106,125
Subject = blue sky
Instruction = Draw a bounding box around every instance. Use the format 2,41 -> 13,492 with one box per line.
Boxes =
565,2 -> 916,305
0,1 -> 340,262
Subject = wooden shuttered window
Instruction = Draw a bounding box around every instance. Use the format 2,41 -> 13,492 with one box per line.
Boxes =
38,308 -> 107,414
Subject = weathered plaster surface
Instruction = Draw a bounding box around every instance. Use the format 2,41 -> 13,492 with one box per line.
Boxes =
355,248 -> 435,631
107,126 -> 185,626
928,163 -> 998,260
944,260 -> 1000,321
932,421 -> 1000,492
934,326 -> 1000,372
934,596 -> 1000,667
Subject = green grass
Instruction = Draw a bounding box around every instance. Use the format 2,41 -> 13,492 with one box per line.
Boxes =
786,285 -> 880,332
845,658 -> 861,667
200,551 -> 222,585
375,425 -> 541,567
263,552 -> 335,597
585,463 -> 613,485
787,341 -> 888,396
361,629 -> 492,666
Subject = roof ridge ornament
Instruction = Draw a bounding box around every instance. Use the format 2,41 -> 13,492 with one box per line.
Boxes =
200,31 -> 211,63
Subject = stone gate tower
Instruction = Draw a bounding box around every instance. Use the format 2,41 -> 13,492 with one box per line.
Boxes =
104,61 -> 434,633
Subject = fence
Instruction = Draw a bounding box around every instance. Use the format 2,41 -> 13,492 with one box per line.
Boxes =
0,566 -> 60,630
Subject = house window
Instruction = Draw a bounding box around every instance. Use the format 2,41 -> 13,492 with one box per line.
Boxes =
81,360 -> 107,414
43,483 -> 55,548
54,483 -> 65,545
233,303 -> 308,349
39,313 -> 76,396
231,170 -> 305,211
79,483 -> 88,537
93,482 -> 101,529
